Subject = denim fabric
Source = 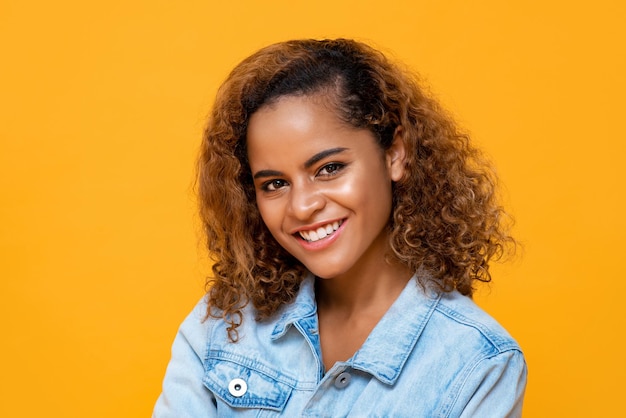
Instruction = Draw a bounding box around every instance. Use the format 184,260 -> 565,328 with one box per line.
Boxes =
153,274 -> 527,417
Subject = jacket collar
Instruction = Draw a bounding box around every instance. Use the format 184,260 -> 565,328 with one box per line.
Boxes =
270,272 -> 441,385
270,274 -> 317,340
350,274 -> 441,384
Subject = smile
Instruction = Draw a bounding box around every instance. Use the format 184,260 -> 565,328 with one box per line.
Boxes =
297,220 -> 343,242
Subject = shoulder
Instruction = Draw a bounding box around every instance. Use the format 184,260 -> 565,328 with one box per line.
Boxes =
416,290 -> 527,416
430,290 -> 522,355
161,296 -> 217,379
153,297 -> 218,417
176,297 -> 265,352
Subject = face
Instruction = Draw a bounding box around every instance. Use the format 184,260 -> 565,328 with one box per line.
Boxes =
246,94 -> 405,280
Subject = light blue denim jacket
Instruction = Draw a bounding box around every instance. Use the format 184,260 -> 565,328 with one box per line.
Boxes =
153,274 -> 527,417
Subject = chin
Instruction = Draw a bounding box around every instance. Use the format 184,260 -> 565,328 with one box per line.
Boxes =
303,264 -> 348,280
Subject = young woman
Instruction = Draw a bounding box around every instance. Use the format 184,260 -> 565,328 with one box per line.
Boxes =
153,39 -> 527,417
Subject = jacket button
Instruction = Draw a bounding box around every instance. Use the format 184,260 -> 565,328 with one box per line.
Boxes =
228,378 -> 247,397
334,371 -> 351,389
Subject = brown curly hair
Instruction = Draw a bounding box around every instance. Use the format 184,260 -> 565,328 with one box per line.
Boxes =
197,38 -> 515,340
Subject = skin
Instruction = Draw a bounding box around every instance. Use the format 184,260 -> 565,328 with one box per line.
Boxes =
247,93 -> 412,370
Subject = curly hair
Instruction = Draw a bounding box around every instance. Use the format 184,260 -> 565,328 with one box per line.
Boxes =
197,38 -> 515,340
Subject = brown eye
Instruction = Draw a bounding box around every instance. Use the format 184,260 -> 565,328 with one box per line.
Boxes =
318,163 -> 344,176
263,179 -> 288,192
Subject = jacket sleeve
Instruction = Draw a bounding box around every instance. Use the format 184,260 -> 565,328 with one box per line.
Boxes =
153,298 -> 217,418
453,349 -> 527,418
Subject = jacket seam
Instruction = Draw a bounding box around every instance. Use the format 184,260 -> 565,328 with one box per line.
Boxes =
434,304 -> 519,353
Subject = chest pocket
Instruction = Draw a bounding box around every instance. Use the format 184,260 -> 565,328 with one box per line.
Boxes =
203,351 -> 294,412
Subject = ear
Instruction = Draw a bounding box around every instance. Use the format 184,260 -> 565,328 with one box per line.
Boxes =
385,126 -> 407,182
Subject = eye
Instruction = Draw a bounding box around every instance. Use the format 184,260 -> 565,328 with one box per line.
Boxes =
262,179 -> 288,192
318,162 -> 345,177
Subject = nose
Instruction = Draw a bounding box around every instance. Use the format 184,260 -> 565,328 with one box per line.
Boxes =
288,181 -> 326,220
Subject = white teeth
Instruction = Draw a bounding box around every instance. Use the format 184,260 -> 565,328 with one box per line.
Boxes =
298,220 -> 342,242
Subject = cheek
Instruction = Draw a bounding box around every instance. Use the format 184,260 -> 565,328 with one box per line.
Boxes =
255,199 -> 272,226
334,168 -> 393,209
257,202 -> 293,251
255,198 -> 283,235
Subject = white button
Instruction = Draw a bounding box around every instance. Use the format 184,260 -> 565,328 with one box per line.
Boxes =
334,372 -> 351,388
228,378 -> 247,397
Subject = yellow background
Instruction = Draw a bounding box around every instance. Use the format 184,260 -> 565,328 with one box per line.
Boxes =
1,1 -> 624,416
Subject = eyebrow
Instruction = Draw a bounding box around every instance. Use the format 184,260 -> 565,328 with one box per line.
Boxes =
253,147 -> 349,180
253,169 -> 283,180
304,147 -> 348,169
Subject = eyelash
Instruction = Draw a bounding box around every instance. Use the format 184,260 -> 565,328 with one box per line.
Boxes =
259,162 -> 346,192
317,162 -> 345,177
261,179 -> 288,192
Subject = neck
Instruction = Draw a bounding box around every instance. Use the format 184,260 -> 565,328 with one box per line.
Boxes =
315,257 -> 413,315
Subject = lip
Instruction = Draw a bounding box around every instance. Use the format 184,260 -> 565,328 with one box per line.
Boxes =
292,218 -> 347,251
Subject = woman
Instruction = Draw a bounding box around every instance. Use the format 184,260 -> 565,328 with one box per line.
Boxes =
154,38 -> 527,417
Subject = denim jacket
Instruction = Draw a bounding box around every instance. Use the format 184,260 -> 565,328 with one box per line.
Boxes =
153,274 -> 527,417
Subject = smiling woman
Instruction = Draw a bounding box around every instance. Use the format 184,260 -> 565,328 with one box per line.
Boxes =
153,39 -> 527,417
247,94 -> 405,285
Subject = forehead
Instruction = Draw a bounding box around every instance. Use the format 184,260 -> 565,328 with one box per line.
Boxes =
249,94 -> 344,141
246,95 -> 378,168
